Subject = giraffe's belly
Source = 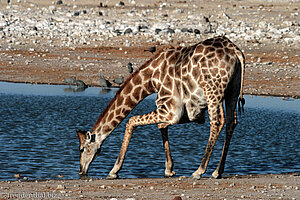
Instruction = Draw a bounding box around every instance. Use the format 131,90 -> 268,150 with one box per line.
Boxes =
178,104 -> 207,124
182,90 -> 208,124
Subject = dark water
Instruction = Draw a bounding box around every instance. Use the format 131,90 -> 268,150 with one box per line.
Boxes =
0,82 -> 299,181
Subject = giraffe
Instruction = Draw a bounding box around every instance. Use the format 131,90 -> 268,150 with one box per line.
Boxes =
77,35 -> 245,180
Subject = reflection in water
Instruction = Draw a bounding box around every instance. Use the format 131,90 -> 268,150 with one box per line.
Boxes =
0,82 -> 299,181
63,86 -> 87,93
99,88 -> 112,95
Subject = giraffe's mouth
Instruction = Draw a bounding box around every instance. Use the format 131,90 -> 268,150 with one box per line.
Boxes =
79,164 -> 88,176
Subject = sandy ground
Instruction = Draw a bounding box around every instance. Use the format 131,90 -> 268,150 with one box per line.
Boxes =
0,0 -> 300,199
0,173 -> 299,200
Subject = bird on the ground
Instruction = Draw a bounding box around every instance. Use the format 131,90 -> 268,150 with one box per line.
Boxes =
144,46 -> 156,54
99,73 -> 112,87
113,75 -> 124,86
127,62 -> 134,73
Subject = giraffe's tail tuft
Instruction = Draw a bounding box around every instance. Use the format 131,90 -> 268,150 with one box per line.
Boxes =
238,97 -> 245,115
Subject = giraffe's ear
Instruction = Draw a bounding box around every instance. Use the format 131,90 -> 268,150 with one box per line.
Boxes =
77,130 -> 87,144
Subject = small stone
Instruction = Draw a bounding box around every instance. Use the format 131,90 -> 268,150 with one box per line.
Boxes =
194,29 -> 200,34
166,28 -> 175,34
173,196 -> 182,200
155,28 -> 162,34
57,185 -> 66,189
56,0 -> 63,5
229,183 -> 235,187
150,186 -> 154,190
124,28 -> 133,34
49,5 -> 56,12
74,11 -> 80,16
14,174 -> 21,179
100,185 -> 106,189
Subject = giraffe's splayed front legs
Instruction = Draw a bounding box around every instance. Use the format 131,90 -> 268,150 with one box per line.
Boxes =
158,123 -> 176,177
107,108 -> 178,179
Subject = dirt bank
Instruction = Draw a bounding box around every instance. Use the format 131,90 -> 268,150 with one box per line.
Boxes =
0,0 -> 299,98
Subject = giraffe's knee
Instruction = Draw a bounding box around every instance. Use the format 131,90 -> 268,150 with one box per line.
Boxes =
158,123 -> 169,129
126,116 -> 138,130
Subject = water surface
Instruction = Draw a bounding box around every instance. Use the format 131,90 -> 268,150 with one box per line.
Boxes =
0,82 -> 299,180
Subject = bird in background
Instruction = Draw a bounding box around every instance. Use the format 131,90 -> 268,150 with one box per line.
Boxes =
63,75 -> 76,85
99,73 -> 112,87
113,75 -> 124,86
74,79 -> 88,89
144,46 -> 156,54
127,62 -> 134,73
127,62 -> 139,74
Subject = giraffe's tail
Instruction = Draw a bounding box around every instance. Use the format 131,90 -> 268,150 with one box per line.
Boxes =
236,50 -> 245,114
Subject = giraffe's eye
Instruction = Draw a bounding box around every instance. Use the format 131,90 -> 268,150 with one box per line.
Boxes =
79,148 -> 85,153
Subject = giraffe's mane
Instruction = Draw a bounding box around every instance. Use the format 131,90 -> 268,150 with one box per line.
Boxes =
92,48 -> 167,132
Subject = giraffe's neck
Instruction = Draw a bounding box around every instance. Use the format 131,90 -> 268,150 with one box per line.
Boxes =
92,65 -> 155,141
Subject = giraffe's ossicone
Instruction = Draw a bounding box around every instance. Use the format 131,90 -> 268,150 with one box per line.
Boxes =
77,36 -> 245,179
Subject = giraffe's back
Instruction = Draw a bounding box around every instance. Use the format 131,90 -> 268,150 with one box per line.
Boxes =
151,36 -> 244,123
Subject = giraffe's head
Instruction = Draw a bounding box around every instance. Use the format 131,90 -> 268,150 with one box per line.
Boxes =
77,130 -> 100,176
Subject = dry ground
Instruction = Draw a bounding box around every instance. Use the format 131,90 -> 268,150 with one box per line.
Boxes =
0,173 -> 299,199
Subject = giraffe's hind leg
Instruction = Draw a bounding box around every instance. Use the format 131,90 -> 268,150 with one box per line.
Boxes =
107,108 -> 179,179
212,88 -> 240,178
158,123 -> 176,177
192,102 -> 225,179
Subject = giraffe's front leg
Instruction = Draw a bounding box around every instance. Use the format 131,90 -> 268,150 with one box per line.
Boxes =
158,123 -> 176,177
107,107 -> 179,179
107,117 -> 136,180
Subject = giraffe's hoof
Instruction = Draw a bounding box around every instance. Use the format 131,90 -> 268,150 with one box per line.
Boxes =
212,170 -> 222,179
191,173 -> 202,180
106,173 -> 118,180
164,171 -> 176,178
